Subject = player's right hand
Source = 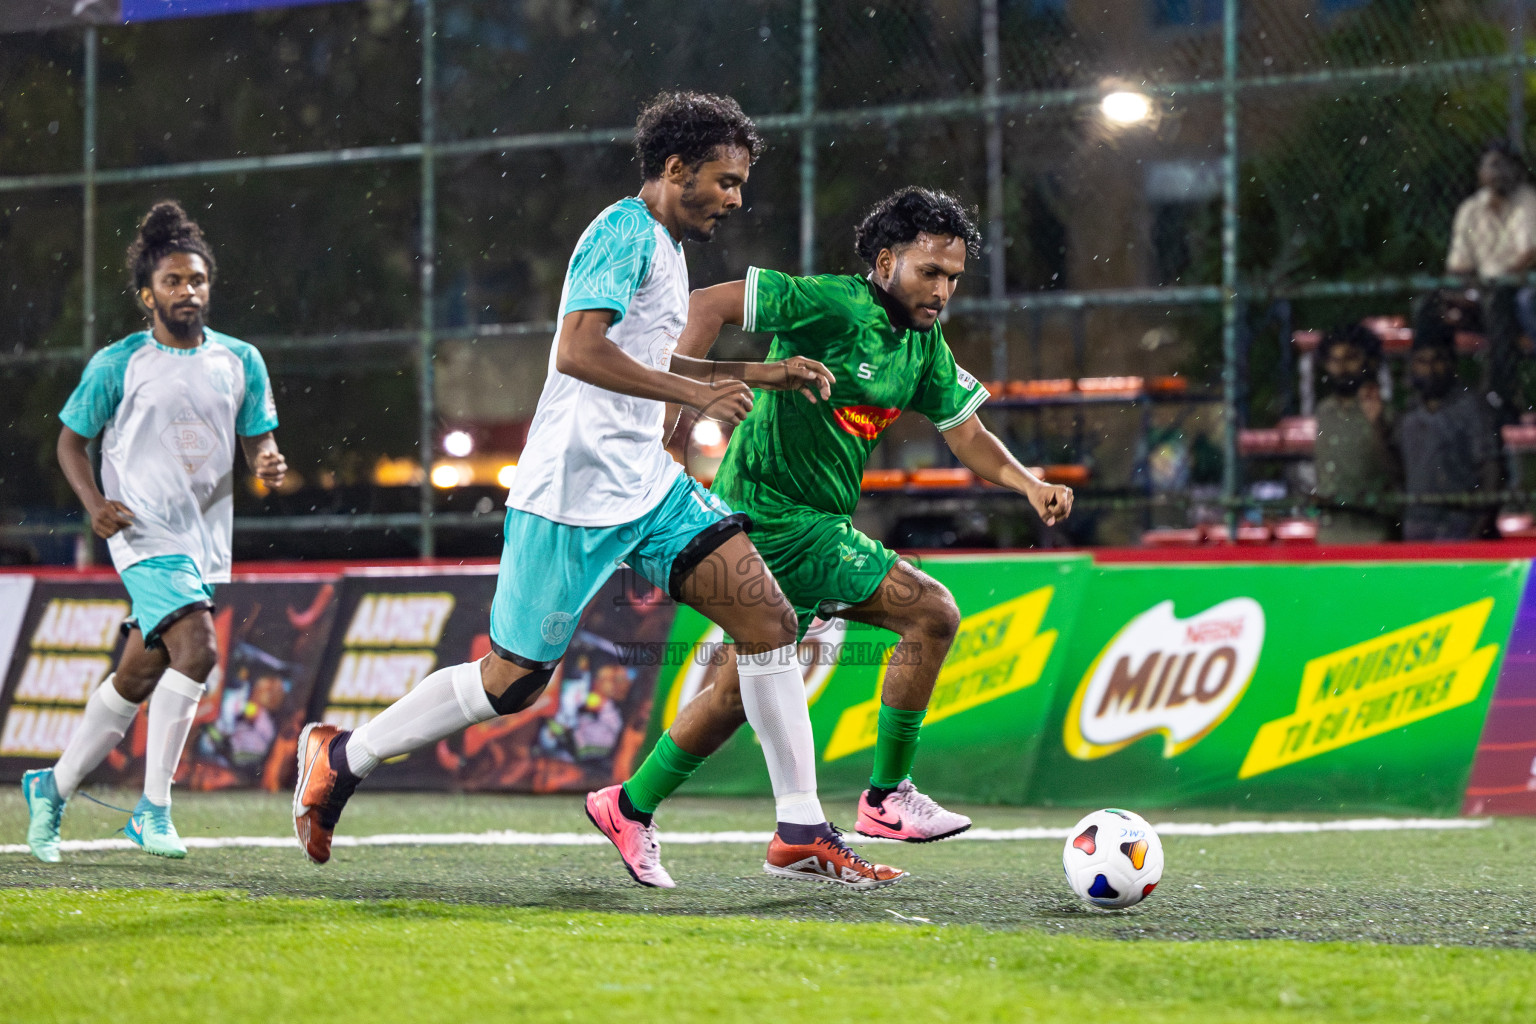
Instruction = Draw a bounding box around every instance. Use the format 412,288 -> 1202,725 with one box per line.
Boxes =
755,356 -> 836,404
89,500 -> 135,539
692,379 -> 754,426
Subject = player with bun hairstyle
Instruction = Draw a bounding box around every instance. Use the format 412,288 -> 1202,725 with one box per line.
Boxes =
609,186 -> 1074,862
21,201 -> 286,862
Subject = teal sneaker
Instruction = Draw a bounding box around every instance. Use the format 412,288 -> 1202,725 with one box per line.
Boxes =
21,768 -> 66,863
125,795 -> 187,859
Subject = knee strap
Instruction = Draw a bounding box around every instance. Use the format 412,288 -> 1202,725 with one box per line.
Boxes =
487,665 -> 556,715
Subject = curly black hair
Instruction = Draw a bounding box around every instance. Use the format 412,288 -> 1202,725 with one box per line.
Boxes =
634,91 -> 764,181
126,200 -> 216,294
854,187 -> 983,267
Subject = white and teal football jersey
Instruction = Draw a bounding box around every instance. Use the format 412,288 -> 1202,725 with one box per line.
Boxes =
505,197 -> 689,527
59,329 -> 278,583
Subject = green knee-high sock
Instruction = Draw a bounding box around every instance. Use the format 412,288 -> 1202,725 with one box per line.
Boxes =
870,704 -> 927,789
622,732 -> 706,814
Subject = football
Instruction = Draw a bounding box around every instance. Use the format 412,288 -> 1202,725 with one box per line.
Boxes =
1062,808 -> 1164,909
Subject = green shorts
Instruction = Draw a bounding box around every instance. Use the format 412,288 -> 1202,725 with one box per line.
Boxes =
744,503 -> 900,640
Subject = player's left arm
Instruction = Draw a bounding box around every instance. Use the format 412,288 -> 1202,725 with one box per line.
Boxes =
234,343 -> 285,488
674,280 -> 746,360
942,414 -> 1074,527
669,280 -> 835,403
239,432 -> 287,489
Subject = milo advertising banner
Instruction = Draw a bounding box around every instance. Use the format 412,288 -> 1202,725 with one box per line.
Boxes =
650,554 -> 1092,804
1028,560 -> 1528,812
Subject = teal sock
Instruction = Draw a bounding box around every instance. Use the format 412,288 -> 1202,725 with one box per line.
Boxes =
621,733 -> 706,814
869,704 -> 926,789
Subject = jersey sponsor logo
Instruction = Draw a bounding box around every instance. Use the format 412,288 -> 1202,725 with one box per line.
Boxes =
833,405 -> 902,440
1064,598 -> 1265,761
205,359 -> 236,398
160,406 -> 218,474
837,543 -> 869,569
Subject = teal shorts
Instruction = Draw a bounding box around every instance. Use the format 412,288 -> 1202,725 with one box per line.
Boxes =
120,554 -> 217,647
489,473 -> 749,667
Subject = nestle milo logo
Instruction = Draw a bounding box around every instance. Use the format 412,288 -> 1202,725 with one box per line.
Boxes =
1064,598 -> 1265,760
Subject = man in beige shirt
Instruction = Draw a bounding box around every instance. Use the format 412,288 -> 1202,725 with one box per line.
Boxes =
1439,142 -> 1536,424
1447,145 -> 1536,278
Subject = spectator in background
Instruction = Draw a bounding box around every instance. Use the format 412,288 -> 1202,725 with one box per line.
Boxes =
1315,324 -> 1400,543
1439,140 -> 1536,424
1397,332 -> 1500,540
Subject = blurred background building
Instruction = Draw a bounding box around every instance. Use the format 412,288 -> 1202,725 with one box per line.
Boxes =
3,0 -> 1535,563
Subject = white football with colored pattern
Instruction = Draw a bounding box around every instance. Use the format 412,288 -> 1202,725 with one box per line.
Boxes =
1062,808 -> 1164,910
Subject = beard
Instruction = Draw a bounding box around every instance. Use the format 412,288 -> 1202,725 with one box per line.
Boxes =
154,298 -> 206,341
1412,374 -> 1455,400
678,176 -> 726,242
1328,373 -> 1366,397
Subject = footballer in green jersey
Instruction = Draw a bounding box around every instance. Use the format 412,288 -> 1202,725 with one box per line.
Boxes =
618,187 -> 1073,846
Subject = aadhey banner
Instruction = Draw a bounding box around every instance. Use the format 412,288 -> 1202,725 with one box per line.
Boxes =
311,567 -> 677,793
0,575 -> 338,791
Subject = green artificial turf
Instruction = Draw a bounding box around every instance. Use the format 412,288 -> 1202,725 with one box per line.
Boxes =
2,888 -> 1532,1023
3,790 -> 1534,1021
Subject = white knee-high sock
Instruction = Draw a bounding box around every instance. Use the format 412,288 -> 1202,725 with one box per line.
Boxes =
737,646 -> 825,826
345,661 -> 496,778
143,670 -> 204,807
54,674 -> 140,798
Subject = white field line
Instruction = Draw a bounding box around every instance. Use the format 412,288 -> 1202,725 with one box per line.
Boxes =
0,816 -> 1491,856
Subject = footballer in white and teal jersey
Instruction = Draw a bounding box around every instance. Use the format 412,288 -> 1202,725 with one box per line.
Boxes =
296,93 -> 903,892
23,201 -> 287,863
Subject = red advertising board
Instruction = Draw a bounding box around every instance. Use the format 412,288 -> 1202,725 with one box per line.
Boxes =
1464,569 -> 1536,814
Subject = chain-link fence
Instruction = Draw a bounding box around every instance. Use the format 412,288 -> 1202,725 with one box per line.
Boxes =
2,0 -> 1532,560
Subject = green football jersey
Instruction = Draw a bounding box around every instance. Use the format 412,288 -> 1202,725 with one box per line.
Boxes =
711,266 -> 989,518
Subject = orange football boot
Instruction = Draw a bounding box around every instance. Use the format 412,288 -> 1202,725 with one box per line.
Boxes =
292,723 -> 358,865
763,826 -> 906,890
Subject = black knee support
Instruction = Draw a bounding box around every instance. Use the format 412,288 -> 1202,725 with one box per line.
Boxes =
486,665 -> 555,715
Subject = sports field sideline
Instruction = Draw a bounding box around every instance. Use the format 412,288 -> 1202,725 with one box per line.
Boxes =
3,790 -> 1534,1022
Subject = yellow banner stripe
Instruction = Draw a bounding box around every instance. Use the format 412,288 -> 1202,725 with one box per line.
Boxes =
822,587 -> 1057,762
1239,643 -> 1498,779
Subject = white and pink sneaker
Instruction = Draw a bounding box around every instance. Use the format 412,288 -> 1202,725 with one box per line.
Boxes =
585,785 -> 676,889
855,779 -> 972,843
